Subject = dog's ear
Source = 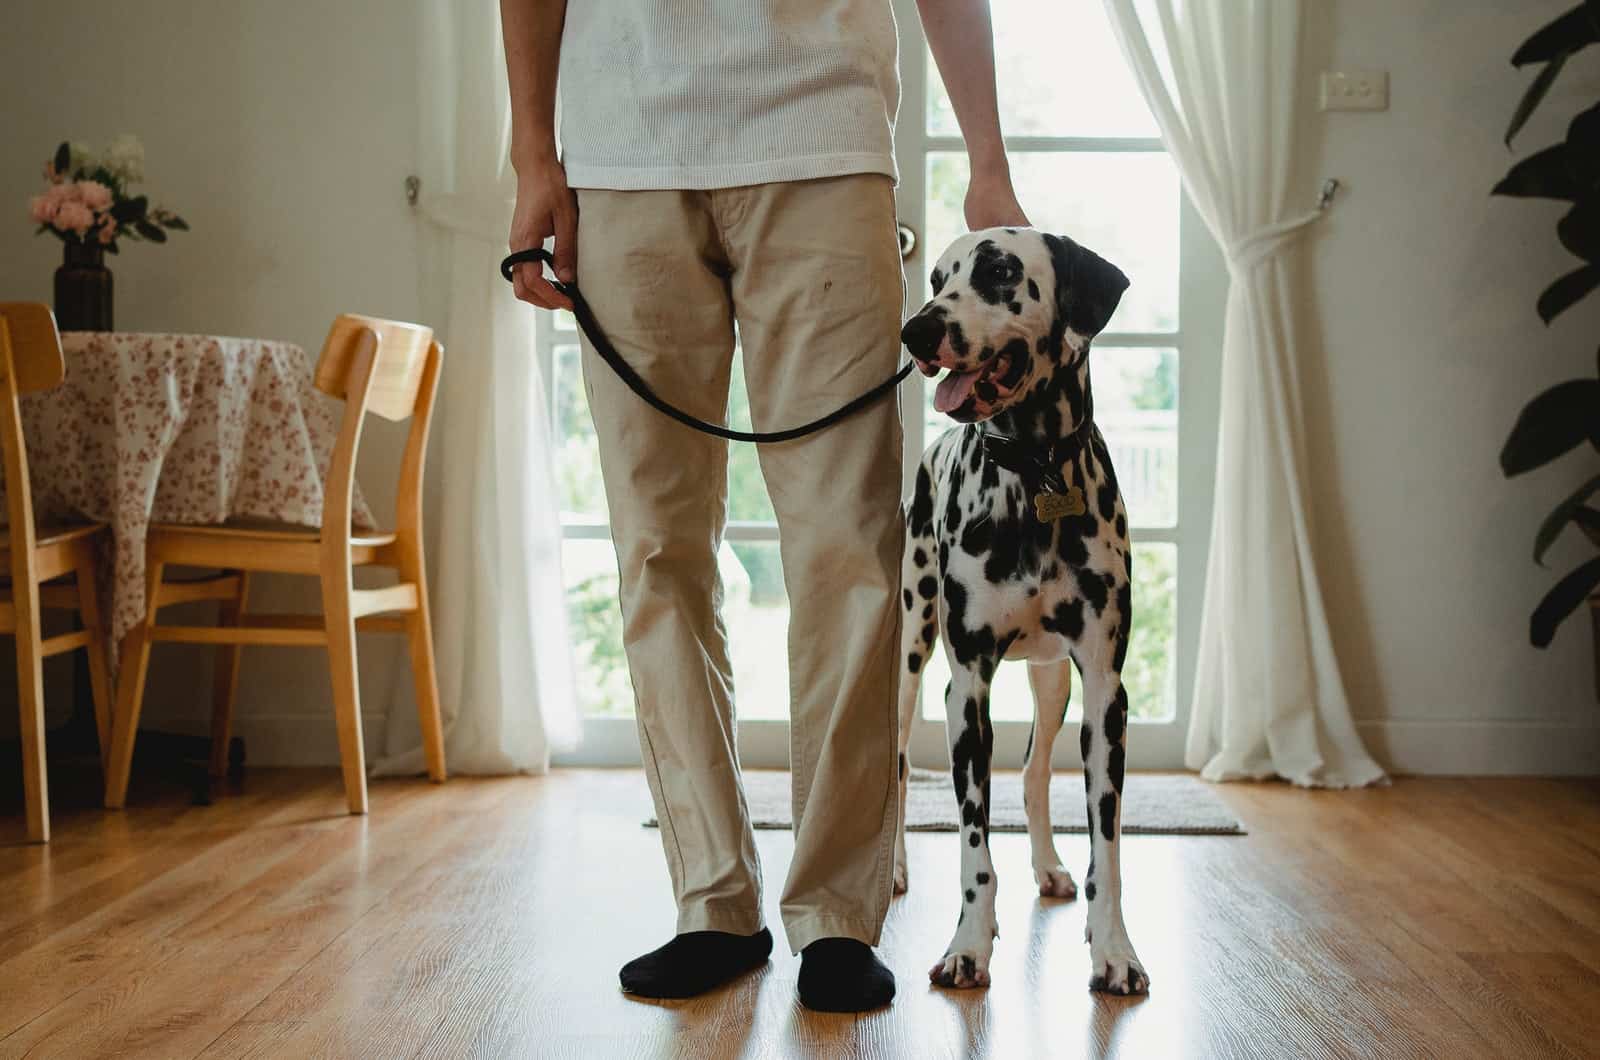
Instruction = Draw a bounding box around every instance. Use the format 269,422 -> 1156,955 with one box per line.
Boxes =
1041,233 -> 1130,339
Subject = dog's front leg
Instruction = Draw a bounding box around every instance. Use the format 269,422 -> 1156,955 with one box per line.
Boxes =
930,663 -> 999,989
1079,668 -> 1148,995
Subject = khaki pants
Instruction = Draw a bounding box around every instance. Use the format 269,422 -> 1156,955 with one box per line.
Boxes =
575,175 -> 905,953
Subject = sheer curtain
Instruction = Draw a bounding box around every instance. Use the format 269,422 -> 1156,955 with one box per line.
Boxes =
1102,0 -> 1384,786
373,0 -> 579,775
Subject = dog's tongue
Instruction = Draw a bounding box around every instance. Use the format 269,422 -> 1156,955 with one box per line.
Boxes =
934,369 -> 979,413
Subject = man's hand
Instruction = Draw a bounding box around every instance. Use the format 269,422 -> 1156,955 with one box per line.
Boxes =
965,166 -> 1030,231
508,157 -> 578,311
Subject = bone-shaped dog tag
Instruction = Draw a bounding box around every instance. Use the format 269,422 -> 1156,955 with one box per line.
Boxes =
1033,487 -> 1086,522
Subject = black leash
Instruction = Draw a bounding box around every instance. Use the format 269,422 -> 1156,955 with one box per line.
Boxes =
501,247 -> 914,443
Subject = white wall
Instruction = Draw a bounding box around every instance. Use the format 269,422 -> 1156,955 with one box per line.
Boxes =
1298,0 -> 1600,773
0,0 -> 424,761
3,0 -> 1597,775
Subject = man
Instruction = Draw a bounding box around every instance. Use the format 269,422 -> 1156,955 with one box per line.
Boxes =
503,0 -> 1026,1012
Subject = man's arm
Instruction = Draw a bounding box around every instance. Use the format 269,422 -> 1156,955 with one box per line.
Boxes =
502,0 -> 575,309
916,0 -> 1029,230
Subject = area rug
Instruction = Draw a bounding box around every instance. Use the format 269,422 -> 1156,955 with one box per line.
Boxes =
646,768 -> 1245,835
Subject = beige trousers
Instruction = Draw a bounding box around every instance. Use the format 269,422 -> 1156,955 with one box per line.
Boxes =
575,175 -> 905,953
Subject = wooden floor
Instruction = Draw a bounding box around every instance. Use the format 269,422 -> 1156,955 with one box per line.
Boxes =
2,768 -> 1598,1059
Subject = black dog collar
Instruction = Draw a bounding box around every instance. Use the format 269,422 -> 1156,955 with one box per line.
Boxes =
980,419 -> 1095,522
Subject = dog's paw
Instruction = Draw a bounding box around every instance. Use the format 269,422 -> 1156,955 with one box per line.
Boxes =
1087,952 -> 1149,996
929,950 -> 991,989
892,857 -> 909,895
1034,864 -> 1077,899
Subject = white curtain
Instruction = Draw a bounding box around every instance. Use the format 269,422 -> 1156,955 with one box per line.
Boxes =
1102,0 -> 1384,787
373,0 -> 579,775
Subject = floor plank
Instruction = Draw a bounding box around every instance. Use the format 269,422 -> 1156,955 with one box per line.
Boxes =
2,769 -> 1597,1059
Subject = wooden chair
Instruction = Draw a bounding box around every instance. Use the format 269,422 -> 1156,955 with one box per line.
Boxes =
104,314 -> 447,814
0,303 -> 115,843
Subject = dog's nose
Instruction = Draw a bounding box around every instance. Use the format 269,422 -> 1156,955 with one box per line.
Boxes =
901,313 -> 946,361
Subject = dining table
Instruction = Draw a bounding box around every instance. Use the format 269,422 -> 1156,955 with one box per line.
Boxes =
5,330 -> 375,665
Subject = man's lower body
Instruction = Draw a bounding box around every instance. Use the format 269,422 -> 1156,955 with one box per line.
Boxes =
575,174 -> 905,1010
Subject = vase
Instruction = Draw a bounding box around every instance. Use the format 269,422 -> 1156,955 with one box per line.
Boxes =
54,241 -> 113,332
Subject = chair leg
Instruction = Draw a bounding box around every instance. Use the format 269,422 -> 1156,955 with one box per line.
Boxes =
15,607 -> 49,844
73,554 -> 115,774
105,561 -> 165,809
322,581 -> 369,815
209,572 -> 250,778
406,579 -> 446,784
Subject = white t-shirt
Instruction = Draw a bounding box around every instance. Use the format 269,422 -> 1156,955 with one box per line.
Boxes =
557,2 -> 900,190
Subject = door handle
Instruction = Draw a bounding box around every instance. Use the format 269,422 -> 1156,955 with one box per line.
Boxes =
897,222 -> 918,262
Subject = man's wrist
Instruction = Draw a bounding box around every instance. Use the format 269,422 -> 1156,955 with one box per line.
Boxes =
967,142 -> 1012,185
510,137 -> 561,175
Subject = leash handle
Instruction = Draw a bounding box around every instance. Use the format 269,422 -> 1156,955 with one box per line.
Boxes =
501,247 -> 913,444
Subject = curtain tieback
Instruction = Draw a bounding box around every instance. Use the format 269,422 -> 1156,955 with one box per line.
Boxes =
1224,179 -> 1341,275
1225,209 -> 1323,274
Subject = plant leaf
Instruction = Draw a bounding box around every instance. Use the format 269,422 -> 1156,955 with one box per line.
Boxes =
1493,143 -> 1590,200
1507,52 -> 1571,147
1512,0 -> 1600,65
103,240 -> 118,255
1538,264 -> 1600,322
1502,379 -> 1600,476
134,219 -> 167,242
1575,506 -> 1600,548
110,195 -> 148,223
163,215 -> 189,231
1534,471 -> 1600,563
52,141 -> 70,175
1530,554 -> 1600,646
1557,197 -> 1600,262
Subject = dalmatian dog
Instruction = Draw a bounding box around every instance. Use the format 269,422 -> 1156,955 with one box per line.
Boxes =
892,228 -> 1148,996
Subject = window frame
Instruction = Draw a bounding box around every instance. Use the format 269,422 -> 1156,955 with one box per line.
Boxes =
552,1 -> 1224,769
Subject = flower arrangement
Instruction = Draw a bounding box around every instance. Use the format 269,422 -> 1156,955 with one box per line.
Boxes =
28,136 -> 187,254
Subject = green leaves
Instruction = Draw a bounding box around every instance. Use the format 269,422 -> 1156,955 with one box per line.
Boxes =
1532,555 -> 1600,647
1511,0 -> 1600,66
1501,379 -> 1600,476
111,195 -> 148,223
1538,264 -> 1600,323
134,219 -> 167,242
1558,198 -> 1600,262
1507,50 -> 1570,147
52,141 -> 70,176
1534,472 -> 1600,563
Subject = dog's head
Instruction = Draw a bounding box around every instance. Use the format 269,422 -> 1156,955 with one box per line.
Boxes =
901,229 -> 1129,424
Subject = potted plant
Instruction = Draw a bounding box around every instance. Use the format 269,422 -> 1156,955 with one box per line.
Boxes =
1495,3 -> 1600,691
27,136 -> 188,332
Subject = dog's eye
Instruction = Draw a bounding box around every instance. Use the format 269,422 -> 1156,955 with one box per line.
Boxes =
930,268 -> 946,295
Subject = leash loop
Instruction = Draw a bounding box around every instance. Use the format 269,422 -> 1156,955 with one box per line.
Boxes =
501,248 -> 914,444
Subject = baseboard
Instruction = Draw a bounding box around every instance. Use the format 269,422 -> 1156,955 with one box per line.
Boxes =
1358,718 -> 1600,776
149,713 -> 388,767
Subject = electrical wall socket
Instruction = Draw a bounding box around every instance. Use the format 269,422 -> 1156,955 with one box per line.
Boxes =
1320,69 -> 1389,112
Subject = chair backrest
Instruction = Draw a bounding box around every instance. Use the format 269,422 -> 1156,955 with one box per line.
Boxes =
0,303 -> 65,394
311,313 -> 443,547
0,303 -> 65,571
314,314 -> 435,422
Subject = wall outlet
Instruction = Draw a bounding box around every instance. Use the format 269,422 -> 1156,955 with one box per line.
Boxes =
1320,69 -> 1389,112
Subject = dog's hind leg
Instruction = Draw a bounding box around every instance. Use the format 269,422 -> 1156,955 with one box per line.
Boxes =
1078,664 -> 1148,995
1023,660 -> 1076,898
894,505 -> 939,895
929,660 -> 1000,989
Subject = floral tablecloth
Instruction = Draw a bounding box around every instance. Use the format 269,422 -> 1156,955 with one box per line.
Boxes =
3,332 -> 375,654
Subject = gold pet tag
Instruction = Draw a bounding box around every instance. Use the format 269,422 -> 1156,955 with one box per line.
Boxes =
1033,487 -> 1086,522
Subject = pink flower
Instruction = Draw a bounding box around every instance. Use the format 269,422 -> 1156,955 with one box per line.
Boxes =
97,220 -> 118,245
29,194 -> 57,224
54,200 -> 95,236
45,181 -> 78,207
76,180 -> 113,212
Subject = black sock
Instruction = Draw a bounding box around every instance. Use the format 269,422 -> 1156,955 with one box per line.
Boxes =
797,937 -> 896,1012
618,928 -> 773,999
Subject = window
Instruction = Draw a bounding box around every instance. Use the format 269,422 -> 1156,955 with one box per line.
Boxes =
551,0 -> 1223,768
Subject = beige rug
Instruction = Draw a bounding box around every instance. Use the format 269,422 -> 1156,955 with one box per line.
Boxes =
647,768 -> 1245,835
